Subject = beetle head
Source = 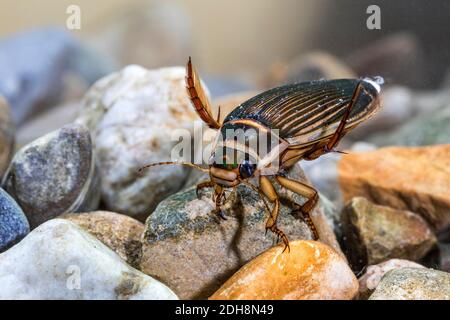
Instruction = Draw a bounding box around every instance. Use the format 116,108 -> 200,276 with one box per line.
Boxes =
209,147 -> 259,187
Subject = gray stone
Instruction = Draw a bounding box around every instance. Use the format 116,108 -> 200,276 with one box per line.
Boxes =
369,267 -> 450,300
2,123 -> 99,228
0,188 -> 29,252
0,219 -> 177,299
0,27 -> 113,125
141,164 -> 343,299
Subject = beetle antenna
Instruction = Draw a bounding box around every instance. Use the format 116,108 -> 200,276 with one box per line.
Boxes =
138,161 -> 210,174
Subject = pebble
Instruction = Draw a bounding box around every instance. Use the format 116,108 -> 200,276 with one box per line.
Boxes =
76,65 -> 202,220
369,267 -> 450,300
2,123 -> 100,228
210,240 -> 358,300
341,197 -> 436,270
0,219 -> 177,299
338,145 -> 450,233
0,188 -> 29,252
61,211 -> 144,268
141,164 -> 343,299
358,259 -> 425,299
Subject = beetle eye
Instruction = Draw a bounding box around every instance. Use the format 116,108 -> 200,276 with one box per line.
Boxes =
239,160 -> 256,179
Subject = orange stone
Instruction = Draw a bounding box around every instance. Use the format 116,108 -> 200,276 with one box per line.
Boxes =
338,145 -> 450,232
209,240 -> 358,300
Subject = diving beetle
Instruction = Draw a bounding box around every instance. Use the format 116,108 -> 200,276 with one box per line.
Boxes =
140,57 -> 382,252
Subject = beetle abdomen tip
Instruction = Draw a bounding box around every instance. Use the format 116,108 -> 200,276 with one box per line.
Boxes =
362,76 -> 384,93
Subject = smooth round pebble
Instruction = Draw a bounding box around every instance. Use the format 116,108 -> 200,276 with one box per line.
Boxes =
2,123 -> 99,228
0,188 -> 29,252
210,240 -> 358,300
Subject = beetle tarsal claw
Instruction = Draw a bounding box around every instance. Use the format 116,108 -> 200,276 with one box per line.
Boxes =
215,209 -> 227,220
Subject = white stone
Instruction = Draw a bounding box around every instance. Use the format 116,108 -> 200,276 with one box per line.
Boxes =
369,267 -> 450,300
0,219 -> 178,300
76,65 -> 203,217
359,259 -> 425,295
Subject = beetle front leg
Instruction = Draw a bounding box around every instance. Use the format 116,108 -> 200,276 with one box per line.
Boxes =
259,176 -> 290,252
213,184 -> 228,220
196,180 -> 214,198
275,176 -> 319,240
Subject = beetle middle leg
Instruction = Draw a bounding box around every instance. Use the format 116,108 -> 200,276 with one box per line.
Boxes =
275,176 -> 319,240
259,176 -> 290,252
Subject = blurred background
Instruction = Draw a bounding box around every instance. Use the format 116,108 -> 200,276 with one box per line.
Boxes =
1,0 -> 450,144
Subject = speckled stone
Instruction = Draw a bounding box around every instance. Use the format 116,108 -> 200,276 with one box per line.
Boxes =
141,164 -> 343,299
358,259 -> 425,299
76,65 -> 203,220
341,197 -> 436,271
369,267 -> 450,300
210,240 -> 358,300
0,219 -> 177,299
0,96 -> 14,178
2,123 -> 99,228
61,211 -> 144,268
0,188 -> 29,252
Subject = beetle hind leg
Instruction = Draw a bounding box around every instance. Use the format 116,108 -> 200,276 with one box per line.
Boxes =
275,176 -> 319,240
259,176 -> 290,252
304,81 -> 364,161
